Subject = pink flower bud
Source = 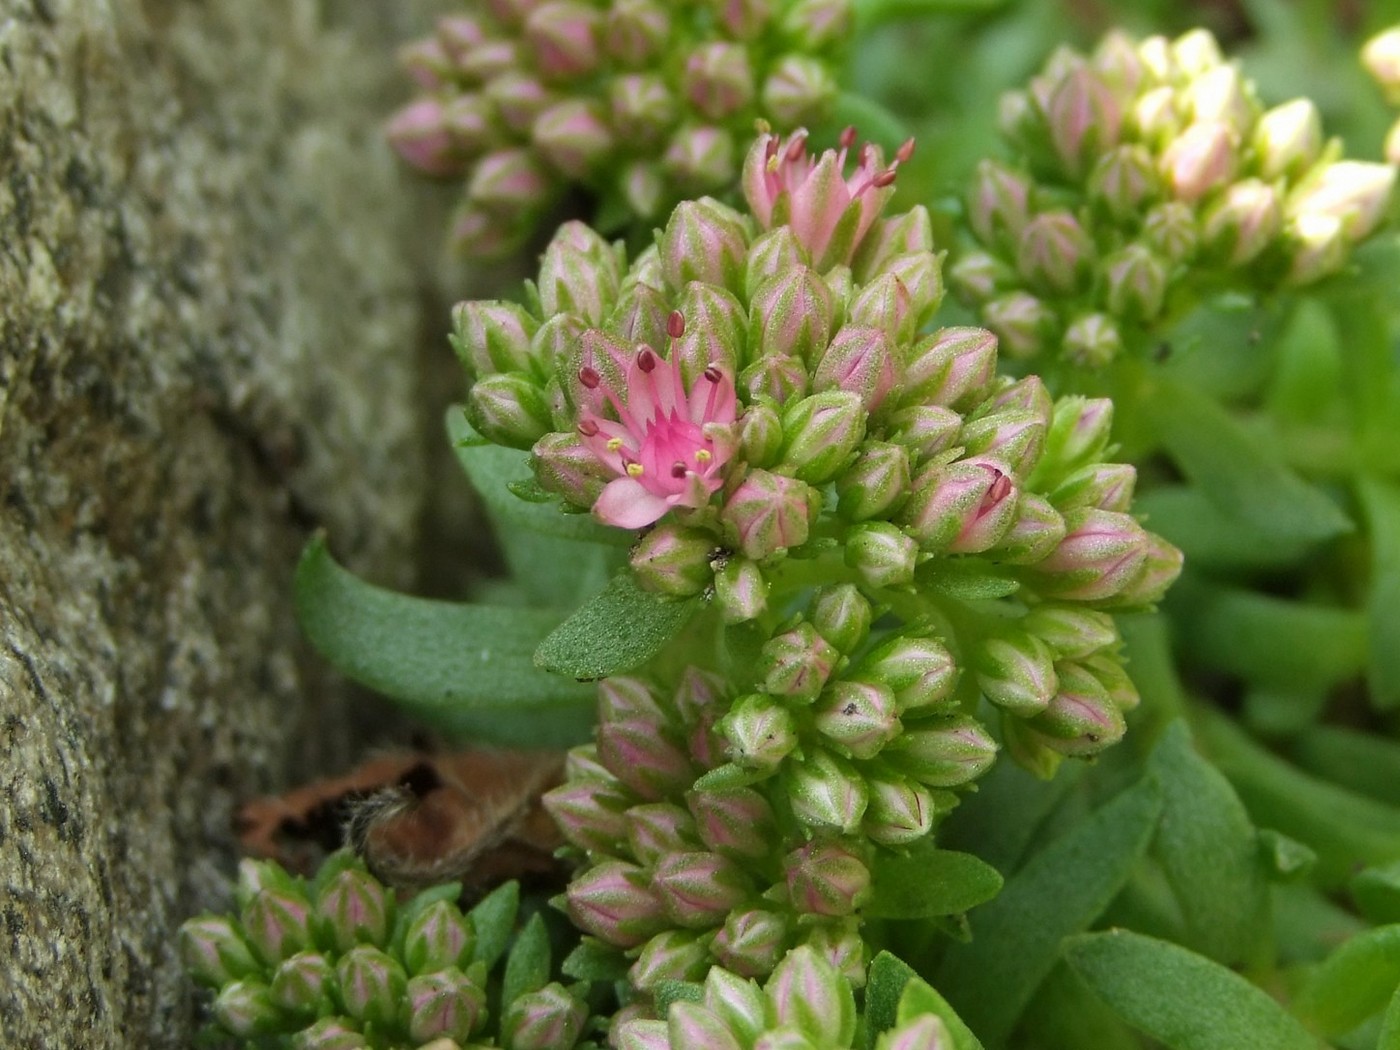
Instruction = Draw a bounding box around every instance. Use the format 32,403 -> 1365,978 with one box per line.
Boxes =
684,42 -> 756,120
760,55 -> 839,127
760,622 -> 838,701
982,292 -> 1058,360
1017,210 -> 1094,295
720,693 -> 799,771
975,632 -> 1058,717
883,251 -> 945,326
617,1018 -> 671,1050
802,922 -> 867,987
456,37 -> 525,83
785,748 -> 870,832
879,1014 -> 954,1050
608,73 -> 678,146
598,720 -> 696,801
468,148 -> 552,216
537,221 -> 621,324
1253,98 -> 1323,180
713,908 -> 793,977
989,373 -> 1054,421
486,73 -> 554,135
1050,461 -> 1138,513
848,272 -> 916,343
664,124 -> 737,193
958,408 -> 1046,477
399,36 -> 452,91
241,889 -> 313,965
884,716 -> 998,788
810,585 -> 872,655
1063,313 -> 1123,369
533,99 -> 614,177
268,951 -> 334,1012
689,787 -> 777,858
526,2 -> 601,78
836,440 -> 912,522
886,404 -> 963,461
813,324 -> 898,411
653,850 -> 752,927
606,0 -> 671,66
543,776 -> 633,853
1364,26 -> 1400,102
436,15 -> 487,61
630,931 -> 712,992
855,206 -> 936,280
721,468 -> 818,559
1114,530 -> 1183,606
400,902 -> 474,978
966,160 -> 1032,248
701,965 -> 768,1041
467,372 -> 553,449
1046,66 -> 1122,178
1186,64 -> 1254,133
504,982 -> 590,1050
336,946 -> 408,1027
452,299 -> 539,378
1027,662 -> 1127,756
1288,161 -> 1396,243
783,0 -> 852,51
1161,120 -> 1236,202
740,352 -> 809,403
991,492 -> 1067,563
566,860 -> 668,947
627,802 -> 700,867
1033,508 -> 1151,601
452,205 -> 525,258
179,916 -> 260,987
631,523 -> 718,597
767,945 -> 857,1043
1103,244 -> 1168,321
212,980 -> 284,1038
672,283 -> 746,383
660,197 -> 750,294
598,675 -> 666,731
863,774 -> 939,846
749,266 -> 835,364
620,159 -> 666,218
438,94 -> 496,158
1040,396 -> 1114,474
406,969 -> 486,1043
783,842 -> 871,917
386,100 -> 460,176
1091,29 -> 1146,92
1088,144 -> 1161,221
530,432 -> 608,507
1202,178 -> 1282,265
1283,212 -> 1348,284
898,459 -> 1018,553
901,326 -> 999,409
846,520 -> 918,587
853,634 -> 958,713
317,869 -> 393,952
814,681 -> 900,759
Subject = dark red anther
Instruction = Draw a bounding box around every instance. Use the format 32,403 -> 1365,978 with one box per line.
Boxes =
839,125 -> 857,150
872,169 -> 898,189
786,135 -> 808,163
667,310 -> 686,339
578,419 -> 599,437
578,365 -> 600,389
896,138 -> 916,164
637,348 -> 657,372
987,469 -> 1013,503
671,461 -> 688,478
703,365 -> 722,384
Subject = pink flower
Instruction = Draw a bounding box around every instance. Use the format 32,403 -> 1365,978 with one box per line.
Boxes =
576,312 -> 738,529
742,127 -> 915,270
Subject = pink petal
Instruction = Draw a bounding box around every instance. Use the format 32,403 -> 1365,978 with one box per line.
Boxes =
594,477 -> 672,529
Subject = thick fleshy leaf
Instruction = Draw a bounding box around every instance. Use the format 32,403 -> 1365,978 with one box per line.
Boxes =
502,913 -> 551,1006
895,977 -> 985,1050
294,537 -> 594,746
1360,477 -> 1400,709
937,757 -> 1085,874
1145,376 -> 1351,546
1295,925 -> 1400,1037
469,881 -> 519,969
1064,930 -> 1325,1050
1382,987 -> 1400,1050
865,952 -> 918,1050
1354,863 -> 1400,925
867,841 -> 1004,919
1148,722 -> 1269,966
935,776 -> 1163,1047
1292,727 -> 1400,807
1133,486 -> 1312,569
562,939 -> 630,983
534,567 -> 700,680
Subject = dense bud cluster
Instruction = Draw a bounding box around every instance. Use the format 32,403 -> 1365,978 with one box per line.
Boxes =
388,0 -> 852,254
953,28 -> 1396,366
179,854 -> 591,1050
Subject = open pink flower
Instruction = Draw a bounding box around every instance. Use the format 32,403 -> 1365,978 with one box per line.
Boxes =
576,313 -> 738,529
742,127 -> 915,270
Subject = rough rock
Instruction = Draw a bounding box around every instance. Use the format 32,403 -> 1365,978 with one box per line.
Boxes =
0,1 -> 453,1044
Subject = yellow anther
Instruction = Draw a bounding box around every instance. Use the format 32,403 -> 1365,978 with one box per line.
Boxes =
694,449 -> 712,463
607,437 -> 623,452
627,462 -> 645,477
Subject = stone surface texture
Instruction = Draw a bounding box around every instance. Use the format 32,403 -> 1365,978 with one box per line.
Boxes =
0,1 -> 454,1044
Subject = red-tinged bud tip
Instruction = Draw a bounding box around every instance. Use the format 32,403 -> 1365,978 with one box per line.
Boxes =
668,310 -> 686,339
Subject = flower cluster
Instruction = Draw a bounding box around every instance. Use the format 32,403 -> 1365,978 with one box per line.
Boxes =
1364,25 -> 1400,165
388,0 -> 852,255
179,853 -> 592,1050
951,28 -> 1397,366
616,946 -> 955,1050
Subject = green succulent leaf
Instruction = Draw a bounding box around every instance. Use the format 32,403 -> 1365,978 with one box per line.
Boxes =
1360,476 -> 1400,709
895,977 -> 986,1050
562,938 -> 630,983
1294,924 -> 1400,1036
469,881 -> 520,970
1382,987 -> 1400,1050
866,842 -> 1004,919
502,913 -> 551,1006
865,952 -> 919,1050
294,536 -> 594,746
1354,863 -> 1400,926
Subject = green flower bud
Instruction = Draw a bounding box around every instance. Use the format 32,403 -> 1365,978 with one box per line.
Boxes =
975,632 -> 1058,717
467,372 -> 554,449
316,869 -> 394,953
403,899 -> 476,976
845,521 -> 919,589
813,680 -> 901,760
179,916 -> 260,988
405,969 -> 487,1043
452,300 -> 539,378
853,633 -> 958,713
720,694 -> 799,771
631,523 -> 718,598
1103,243 -> 1168,321
1027,662 -> 1127,756
748,266 -> 835,364
863,773 -> 940,846
630,930 -> 712,991
270,952 -> 335,1016
335,946 -> 406,1027
883,716 -> 998,788
810,584 -> 873,654
739,400 -> 784,466
837,441 -> 912,521
715,555 -> 769,623
1063,313 -> 1123,369
213,979 -> 286,1037
778,391 -> 867,485
1253,98 -> 1322,180
660,197 -> 749,295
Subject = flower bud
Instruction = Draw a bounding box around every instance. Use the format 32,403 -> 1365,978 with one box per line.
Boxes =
782,0 -> 851,50
992,492 -> 1067,563
809,585 -> 872,655
1038,396 -> 1114,475
1253,98 -> 1322,180
746,227 -> 808,294
901,326 -> 998,409
1142,201 -> 1199,264
975,632 -> 1058,717
1114,530 -> 1183,606
317,869 -> 393,953
767,946 -> 857,1044
617,1018 -> 671,1050
1088,144 -> 1160,221
237,857 -> 298,908
863,774 -> 939,846
618,159 -> 666,219
778,392 -> 867,485
293,1017 -> 367,1049
759,622 -> 839,701
813,325 -> 898,411
748,266 -> 835,364
689,787 -> 777,858
456,34 -> 524,81
814,681 -> 900,760
402,900 -> 476,976
599,675 -> 666,729
631,524 -> 717,598
1063,313 -> 1123,369
1103,244 -> 1168,322
879,1014 -> 954,1050
760,55 -> 839,127
884,716 -> 998,788
467,373 -> 553,450
597,720 -> 696,801
967,160 -> 1032,247
899,459 -> 1018,553
538,222 -> 621,325
1046,67 -> 1122,178
1051,461 -> 1137,513
525,2 -> 601,78
626,803 -> 699,867
661,198 -> 749,295
1032,508 -> 1151,601
713,908 -> 792,977
1027,663 -> 1127,756
542,776 -> 632,854
654,851 -> 751,927
783,842 -> 871,917
1363,27 -> 1400,104
856,207 -> 936,280
336,946 -> 407,1027
179,916 -> 260,987
882,251 -> 945,327
452,300 -> 539,379
721,469 -> 818,559
533,100 -> 613,178
673,283 -> 746,383
405,969 -> 486,1043
959,408 -> 1046,477
505,983 -> 589,1050
607,73 -> 677,146
487,73 -> 554,136
982,292 -> 1058,360
1023,604 -> 1118,659
605,0 -> 671,66
714,555 -> 769,623
836,441 -> 912,522
886,404 -> 963,461
740,352 -> 809,403
566,860 -> 668,948
849,272 -> 917,344
720,693 -> 799,771
1202,178 -> 1282,265
1289,161 -> 1396,243
1017,210 -> 1094,294
684,42 -> 755,120
854,634 -> 958,713
401,32 -> 453,88
630,931 -> 712,991
845,521 -> 919,588
241,889 -> 314,966
739,401 -> 784,466
1161,120 -> 1236,202
564,744 -> 612,782
212,980 -> 285,1037
268,951 -> 334,1015
1186,64 -> 1254,133
467,148 -> 551,218
949,250 -> 1015,303
1284,211 -> 1347,284
663,124 -> 737,193
387,99 -> 459,176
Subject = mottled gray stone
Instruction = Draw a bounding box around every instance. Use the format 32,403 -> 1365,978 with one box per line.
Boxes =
0,1 -> 454,1044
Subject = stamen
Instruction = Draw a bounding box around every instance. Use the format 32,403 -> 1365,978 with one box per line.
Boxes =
577,419 -> 599,437
606,437 -> 623,452
671,461 -> 688,478
694,449 -> 712,464
667,311 -> 686,339
987,470 -> 1012,503
839,125 -> 857,150
626,462 -> 645,477
786,135 -> 808,163
637,348 -> 657,372
702,365 -> 722,384
896,138 -> 916,164
872,169 -> 897,189
578,366 -> 600,389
